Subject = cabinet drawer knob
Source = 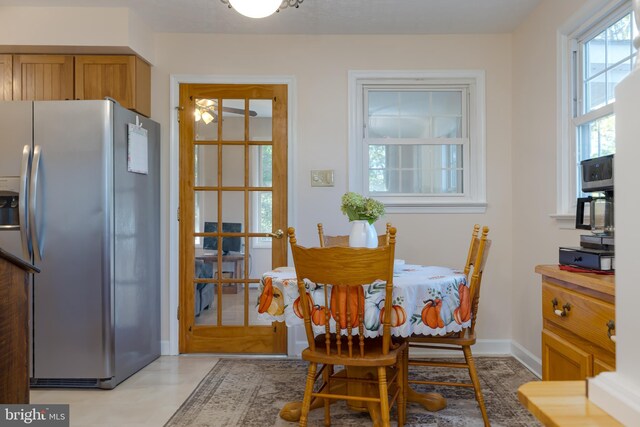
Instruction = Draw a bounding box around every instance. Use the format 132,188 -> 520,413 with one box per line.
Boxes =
552,298 -> 571,317
607,320 -> 616,342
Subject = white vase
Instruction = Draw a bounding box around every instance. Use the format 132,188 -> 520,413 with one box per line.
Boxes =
365,222 -> 378,248
349,220 -> 378,248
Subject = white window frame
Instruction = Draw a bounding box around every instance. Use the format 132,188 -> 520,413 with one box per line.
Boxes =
555,0 -> 632,227
348,70 -> 486,213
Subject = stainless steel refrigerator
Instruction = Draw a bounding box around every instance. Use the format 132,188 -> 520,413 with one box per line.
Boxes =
0,100 -> 160,389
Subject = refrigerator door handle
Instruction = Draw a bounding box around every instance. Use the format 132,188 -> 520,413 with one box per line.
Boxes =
29,145 -> 43,261
19,144 -> 32,260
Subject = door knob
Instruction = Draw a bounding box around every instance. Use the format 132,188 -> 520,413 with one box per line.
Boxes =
266,229 -> 284,239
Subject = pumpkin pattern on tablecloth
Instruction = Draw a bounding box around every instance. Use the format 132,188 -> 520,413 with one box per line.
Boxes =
257,276 -> 273,313
454,283 -> 471,324
293,292 -> 314,319
421,299 -> 445,328
330,286 -> 364,329
380,301 -> 407,327
311,305 -> 329,326
258,265 -> 471,337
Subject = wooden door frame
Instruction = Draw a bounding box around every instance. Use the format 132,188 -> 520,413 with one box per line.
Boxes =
167,75 -> 297,356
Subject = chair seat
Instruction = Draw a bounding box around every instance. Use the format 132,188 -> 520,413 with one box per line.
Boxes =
302,336 -> 407,367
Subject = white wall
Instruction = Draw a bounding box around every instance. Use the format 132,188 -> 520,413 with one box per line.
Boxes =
152,33 -> 514,347
510,0 -> 589,361
0,7 -> 155,63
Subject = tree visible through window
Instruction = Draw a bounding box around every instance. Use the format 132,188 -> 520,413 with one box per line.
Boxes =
256,145 -> 272,247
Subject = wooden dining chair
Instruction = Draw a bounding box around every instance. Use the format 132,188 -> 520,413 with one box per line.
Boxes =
317,222 -> 393,247
288,226 -> 406,427
407,224 -> 491,426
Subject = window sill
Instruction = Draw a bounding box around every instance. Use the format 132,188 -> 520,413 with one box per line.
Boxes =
384,201 -> 487,214
550,213 -> 577,229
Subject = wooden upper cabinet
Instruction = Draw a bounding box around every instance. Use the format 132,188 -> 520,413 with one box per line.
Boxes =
75,55 -> 151,117
13,55 -> 74,101
0,55 -> 12,100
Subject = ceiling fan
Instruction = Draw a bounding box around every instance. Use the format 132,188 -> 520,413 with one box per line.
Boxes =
195,99 -> 258,124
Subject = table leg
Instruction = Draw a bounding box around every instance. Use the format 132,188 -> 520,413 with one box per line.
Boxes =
403,341 -> 447,411
279,397 -> 327,422
406,387 -> 447,411
278,369 -> 348,422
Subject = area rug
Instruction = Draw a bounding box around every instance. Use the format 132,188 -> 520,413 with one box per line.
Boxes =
165,357 -> 541,427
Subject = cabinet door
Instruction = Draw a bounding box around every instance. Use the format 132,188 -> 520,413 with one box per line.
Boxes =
75,55 -> 150,116
593,358 -> 615,375
13,55 -> 74,100
542,329 -> 592,381
0,55 -> 12,100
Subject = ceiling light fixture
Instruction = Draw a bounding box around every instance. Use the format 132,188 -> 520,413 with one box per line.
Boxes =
220,0 -> 304,19
194,99 -> 258,125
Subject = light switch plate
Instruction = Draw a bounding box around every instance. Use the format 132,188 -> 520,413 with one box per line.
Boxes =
311,170 -> 335,187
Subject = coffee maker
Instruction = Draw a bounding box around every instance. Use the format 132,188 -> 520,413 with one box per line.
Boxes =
559,154 -> 615,271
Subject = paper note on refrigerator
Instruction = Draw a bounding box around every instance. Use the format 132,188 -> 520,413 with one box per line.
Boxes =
127,123 -> 148,174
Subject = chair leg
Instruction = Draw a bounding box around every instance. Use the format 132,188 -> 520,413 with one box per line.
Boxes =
396,351 -> 406,426
403,344 -> 409,407
463,346 -> 490,427
300,362 -> 317,427
323,364 -> 331,427
377,366 -> 390,427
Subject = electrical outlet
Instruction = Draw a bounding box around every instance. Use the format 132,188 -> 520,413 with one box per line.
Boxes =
311,170 -> 335,187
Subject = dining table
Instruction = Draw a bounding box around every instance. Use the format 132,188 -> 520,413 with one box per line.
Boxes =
256,262 -> 472,423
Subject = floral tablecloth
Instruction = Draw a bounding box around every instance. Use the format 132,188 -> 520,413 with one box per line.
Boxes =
256,264 -> 471,338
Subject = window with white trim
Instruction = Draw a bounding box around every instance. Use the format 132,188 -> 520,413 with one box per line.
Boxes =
349,71 -> 486,213
563,2 -> 636,209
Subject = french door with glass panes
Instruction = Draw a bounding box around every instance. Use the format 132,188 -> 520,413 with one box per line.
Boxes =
178,84 -> 288,354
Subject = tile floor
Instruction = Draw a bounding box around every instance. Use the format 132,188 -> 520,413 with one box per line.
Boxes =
30,356 -> 219,427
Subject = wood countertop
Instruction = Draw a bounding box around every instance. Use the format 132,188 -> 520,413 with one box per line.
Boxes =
518,381 -> 622,426
535,265 -> 614,297
0,247 -> 39,274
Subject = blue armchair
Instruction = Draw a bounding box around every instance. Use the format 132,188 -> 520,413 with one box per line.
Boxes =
195,259 -> 214,317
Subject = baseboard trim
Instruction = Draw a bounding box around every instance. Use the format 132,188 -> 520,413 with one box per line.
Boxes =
588,372 -> 640,426
161,340 -> 175,356
173,335 -> 541,372
510,340 -> 542,378
404,339 -> 512,358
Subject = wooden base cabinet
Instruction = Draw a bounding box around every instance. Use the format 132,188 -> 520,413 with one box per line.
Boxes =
535,265 -> 615,381
0,248 -> 38,404
542,329 -> 592,380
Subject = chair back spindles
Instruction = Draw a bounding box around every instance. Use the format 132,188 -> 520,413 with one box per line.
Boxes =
463,224 -> 480,278
468,226 -> 490,334
317,223 -> 326,247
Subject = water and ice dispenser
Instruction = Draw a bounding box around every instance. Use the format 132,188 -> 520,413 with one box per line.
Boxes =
0,177 -> 20,229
